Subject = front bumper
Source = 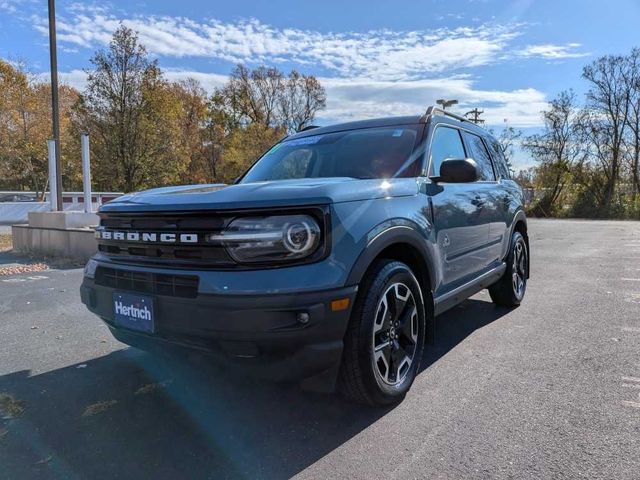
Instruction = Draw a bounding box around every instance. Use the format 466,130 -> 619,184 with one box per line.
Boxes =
80,274 -> 357,389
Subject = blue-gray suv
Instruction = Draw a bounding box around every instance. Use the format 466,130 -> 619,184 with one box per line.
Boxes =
81,107 -> 529,406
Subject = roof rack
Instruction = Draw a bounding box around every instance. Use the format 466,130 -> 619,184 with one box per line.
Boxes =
421,106 -> 469,124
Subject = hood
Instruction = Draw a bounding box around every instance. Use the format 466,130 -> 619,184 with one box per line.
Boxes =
99,177 -> 419,213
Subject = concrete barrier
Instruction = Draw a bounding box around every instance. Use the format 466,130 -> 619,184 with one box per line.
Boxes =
12,224 -> 97,261
11,211 -> 101,261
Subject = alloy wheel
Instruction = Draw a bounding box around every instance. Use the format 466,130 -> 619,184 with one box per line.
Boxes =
512,239 -> 527,300
371,282 -> 419,386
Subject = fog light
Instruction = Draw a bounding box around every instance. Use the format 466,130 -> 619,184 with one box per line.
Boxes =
297,312 -> 310,324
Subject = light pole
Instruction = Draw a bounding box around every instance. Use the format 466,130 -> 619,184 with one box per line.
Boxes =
47,0 -> 63,211
436,99 -> 458,110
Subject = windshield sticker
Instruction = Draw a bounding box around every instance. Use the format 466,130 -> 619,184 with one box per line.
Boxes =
284,135 -> 322,147
392,129 -> 403,137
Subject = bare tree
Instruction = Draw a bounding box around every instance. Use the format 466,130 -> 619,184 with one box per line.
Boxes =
223,65 -> 284,127
523,90 -> 584,215
624,48 -> 640,199
491,122 -> 522,173
582,54 -> 631,210
279,70 -> 327,133
221,65 -> 326,132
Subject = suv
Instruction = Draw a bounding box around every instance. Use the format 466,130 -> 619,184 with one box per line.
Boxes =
80,107 -> 529,406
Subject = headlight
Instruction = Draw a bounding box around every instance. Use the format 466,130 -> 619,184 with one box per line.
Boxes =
207,215 -> 322,264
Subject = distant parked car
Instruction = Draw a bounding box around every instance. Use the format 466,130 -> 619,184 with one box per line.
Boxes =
0,194 -> 38,202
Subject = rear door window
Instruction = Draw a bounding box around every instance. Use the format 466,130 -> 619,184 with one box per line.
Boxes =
486,138 -> 511,179
462,131 -> 496,181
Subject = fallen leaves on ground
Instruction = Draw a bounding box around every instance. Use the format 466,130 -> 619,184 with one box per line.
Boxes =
134,380 -> 172,396
82,400 -> 118,417
0,393 -> 25,418
0,263 -> 48,276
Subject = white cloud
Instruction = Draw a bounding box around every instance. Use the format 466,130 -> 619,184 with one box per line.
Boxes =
0,0 -> 20,12
30,10 -> 531,81
517,43 -> 590,59
319,76 -> 547,127
51,68 -> 546,128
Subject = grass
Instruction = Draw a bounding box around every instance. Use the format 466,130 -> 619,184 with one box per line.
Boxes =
82,400 -> 118,417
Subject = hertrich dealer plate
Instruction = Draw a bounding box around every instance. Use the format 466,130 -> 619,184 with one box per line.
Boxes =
113,292 -> 155,333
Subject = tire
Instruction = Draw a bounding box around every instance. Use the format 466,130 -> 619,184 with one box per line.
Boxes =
338,259 -> 426,406
489,231 -> 528,307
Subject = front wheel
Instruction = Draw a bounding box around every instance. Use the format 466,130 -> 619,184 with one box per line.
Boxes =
338,260 -> 426,406
489,231 -> 528,307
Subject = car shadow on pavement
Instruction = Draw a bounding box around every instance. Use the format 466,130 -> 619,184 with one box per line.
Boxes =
0,298 -> 511,480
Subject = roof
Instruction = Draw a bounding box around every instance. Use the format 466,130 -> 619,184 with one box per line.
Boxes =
286,109 -> 490,141
286,115 -> 425,140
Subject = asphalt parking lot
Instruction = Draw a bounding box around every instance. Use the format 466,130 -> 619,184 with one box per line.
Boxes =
0,219 -> 639,479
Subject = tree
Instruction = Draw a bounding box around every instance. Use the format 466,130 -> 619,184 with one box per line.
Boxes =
0,59 -> 78,195
278,70 -> 326,133
582,54 -> 631,212
77,25 -> 167,192
624,48 -> 640,199
219,65 -> 326,133
523,90 -> 584,216
491,122 -> 522,173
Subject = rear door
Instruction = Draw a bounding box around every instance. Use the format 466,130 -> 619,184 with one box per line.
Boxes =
427,125 -> 491,292
461,130 -> 504,264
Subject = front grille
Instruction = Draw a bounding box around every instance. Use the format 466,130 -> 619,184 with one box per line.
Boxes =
96,212 -> 234,267
95,267 -> 199,298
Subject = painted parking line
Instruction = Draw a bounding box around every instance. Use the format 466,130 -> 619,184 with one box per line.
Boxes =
621,377 -> 640,409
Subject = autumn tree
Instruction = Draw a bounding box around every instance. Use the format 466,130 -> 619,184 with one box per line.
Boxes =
0,59 -> 78,195
77,25 -> 170,192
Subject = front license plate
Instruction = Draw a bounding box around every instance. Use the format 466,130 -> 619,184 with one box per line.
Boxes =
113,292 -> 155,333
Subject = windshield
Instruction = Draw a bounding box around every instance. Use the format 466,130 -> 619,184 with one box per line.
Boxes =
240,126 -> 422,183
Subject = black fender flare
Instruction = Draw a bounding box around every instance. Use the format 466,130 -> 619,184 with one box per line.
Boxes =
345,223 -> 437,344
345,224 -> 436,288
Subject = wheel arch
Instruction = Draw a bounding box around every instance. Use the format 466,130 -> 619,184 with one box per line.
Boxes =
345,225 -> 437,343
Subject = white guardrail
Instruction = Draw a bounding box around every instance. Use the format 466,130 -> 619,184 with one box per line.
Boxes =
0,192 -> 122,225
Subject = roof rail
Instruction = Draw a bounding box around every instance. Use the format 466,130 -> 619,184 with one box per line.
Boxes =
298,124 -> 321,132
421,106 -> 469,124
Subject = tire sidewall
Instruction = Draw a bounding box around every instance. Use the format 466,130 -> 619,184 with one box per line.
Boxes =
357,262 -> 426,402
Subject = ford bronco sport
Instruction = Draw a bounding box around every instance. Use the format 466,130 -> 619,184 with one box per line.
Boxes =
81,106 -> 529,406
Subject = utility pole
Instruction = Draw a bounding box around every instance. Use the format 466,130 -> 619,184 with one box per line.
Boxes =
465,108 -> 485,125
436,99 -> 458,111
47,0 -> 63,211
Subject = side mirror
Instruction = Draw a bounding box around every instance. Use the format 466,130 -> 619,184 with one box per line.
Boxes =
431,158 -> 479,183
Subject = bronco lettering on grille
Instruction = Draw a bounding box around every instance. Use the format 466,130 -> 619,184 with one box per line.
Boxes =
97,230 -> 199,244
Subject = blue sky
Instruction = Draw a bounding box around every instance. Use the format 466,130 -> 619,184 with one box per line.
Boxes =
1,0 -> 639,169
